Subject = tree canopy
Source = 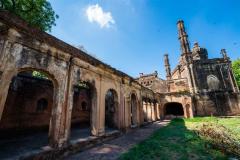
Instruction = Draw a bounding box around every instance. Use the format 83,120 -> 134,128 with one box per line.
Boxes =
0,0 -> 58,32
232,58 -> 240,89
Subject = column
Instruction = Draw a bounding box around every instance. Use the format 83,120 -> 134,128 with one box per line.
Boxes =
151,103 -> 155,121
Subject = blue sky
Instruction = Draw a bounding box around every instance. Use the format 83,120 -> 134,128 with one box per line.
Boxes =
48,0 -> 240,79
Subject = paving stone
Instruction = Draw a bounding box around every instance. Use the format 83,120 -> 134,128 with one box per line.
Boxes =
65,121 -> 169,160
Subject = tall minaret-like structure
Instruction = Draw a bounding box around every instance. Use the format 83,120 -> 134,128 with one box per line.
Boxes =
164,54 -> 171,80
177,20 -> 192,64
177,20 -> 196,93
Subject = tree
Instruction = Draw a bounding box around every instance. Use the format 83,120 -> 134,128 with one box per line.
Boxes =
0,0 -> 58,32
232,58 -> 240,89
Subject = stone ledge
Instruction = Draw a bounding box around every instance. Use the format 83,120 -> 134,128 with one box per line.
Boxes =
19,130 -> 121,160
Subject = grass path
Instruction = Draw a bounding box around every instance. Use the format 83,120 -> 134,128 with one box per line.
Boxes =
120,117 -> 240,160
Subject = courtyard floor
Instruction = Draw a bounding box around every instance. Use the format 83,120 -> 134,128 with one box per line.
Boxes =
64,120 -> 169,160
0,127 -> 92,160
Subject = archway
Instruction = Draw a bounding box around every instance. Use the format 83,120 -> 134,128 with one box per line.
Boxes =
164,102 -> 184,119
0,70 -> 55,159
130,93 -> 138,126
105,89 -> 118,131
70,81 -> 95,140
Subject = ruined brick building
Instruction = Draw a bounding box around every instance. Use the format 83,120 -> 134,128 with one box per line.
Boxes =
137,20 -> 240,118
0,11 -> 239,159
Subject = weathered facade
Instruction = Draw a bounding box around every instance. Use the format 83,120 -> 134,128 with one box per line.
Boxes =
138,20 -> 240,118
0,11 -> 239,159
0,11 -> 161,155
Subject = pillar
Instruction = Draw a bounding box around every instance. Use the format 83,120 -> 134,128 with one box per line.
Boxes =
156,103 -> 160,120
0,70 -> 16,121
147,102 -> 151,122
151,103 -> 155,121
143,101 -> 147,122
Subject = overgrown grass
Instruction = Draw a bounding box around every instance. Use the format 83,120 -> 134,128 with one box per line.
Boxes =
120,117 -> 240,160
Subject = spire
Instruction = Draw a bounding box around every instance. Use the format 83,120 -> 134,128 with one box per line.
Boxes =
220,49 -> 228,60
177,20 -> 191,55
164,54 -> 171,80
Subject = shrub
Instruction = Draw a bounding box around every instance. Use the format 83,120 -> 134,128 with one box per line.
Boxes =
195,123 -> 240,157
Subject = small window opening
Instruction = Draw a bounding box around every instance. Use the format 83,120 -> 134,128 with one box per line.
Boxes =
36,98 -> 48,112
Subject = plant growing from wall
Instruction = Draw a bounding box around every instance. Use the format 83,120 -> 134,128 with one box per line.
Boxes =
32,70 -> 48,79
0,0 -> 58,32
232,58 -> 240,89
76,81 -> 90,89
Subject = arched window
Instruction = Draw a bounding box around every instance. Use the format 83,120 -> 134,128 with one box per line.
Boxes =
36,98 -> 48,112
207,75 -> 220,90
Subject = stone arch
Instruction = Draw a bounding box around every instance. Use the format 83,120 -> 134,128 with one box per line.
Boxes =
163,102 -> 184,119
66,66 -> 100,139
70,80 -> 97,140
130,92 -> 138,126
105,88 -> 119,130
0,48 -> 69,140
0,69 -> 59,158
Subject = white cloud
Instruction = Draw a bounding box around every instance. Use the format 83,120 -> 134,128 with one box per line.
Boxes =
86,4 -> 115,28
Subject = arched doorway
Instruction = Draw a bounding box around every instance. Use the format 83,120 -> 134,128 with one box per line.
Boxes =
105,89 -> 118,130
0,70 -> 55,159
130,93 -> 138,126
164,102 -> 184,119
70,81 -> 95,140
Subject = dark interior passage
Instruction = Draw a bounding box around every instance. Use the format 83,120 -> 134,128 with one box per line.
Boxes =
70,82 -> 93,140
0,70 -> 54,159
105,89 -> 118,130
130,93 -> 138,126
164,102 -> 184,116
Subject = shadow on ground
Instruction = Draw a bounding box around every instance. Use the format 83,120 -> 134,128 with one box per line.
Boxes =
119,118 -> 229,160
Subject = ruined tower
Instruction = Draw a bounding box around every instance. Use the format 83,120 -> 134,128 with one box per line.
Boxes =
177,20 -> 192,64
164,54 -> 171,80
177,20 -> 195,93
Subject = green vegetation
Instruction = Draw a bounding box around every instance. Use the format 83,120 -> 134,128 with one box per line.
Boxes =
232,58 -> 240,89
0,0 -> 58,31
120,117 -> 240,160
76,81 -> 90,89
32,70 -> 48,79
